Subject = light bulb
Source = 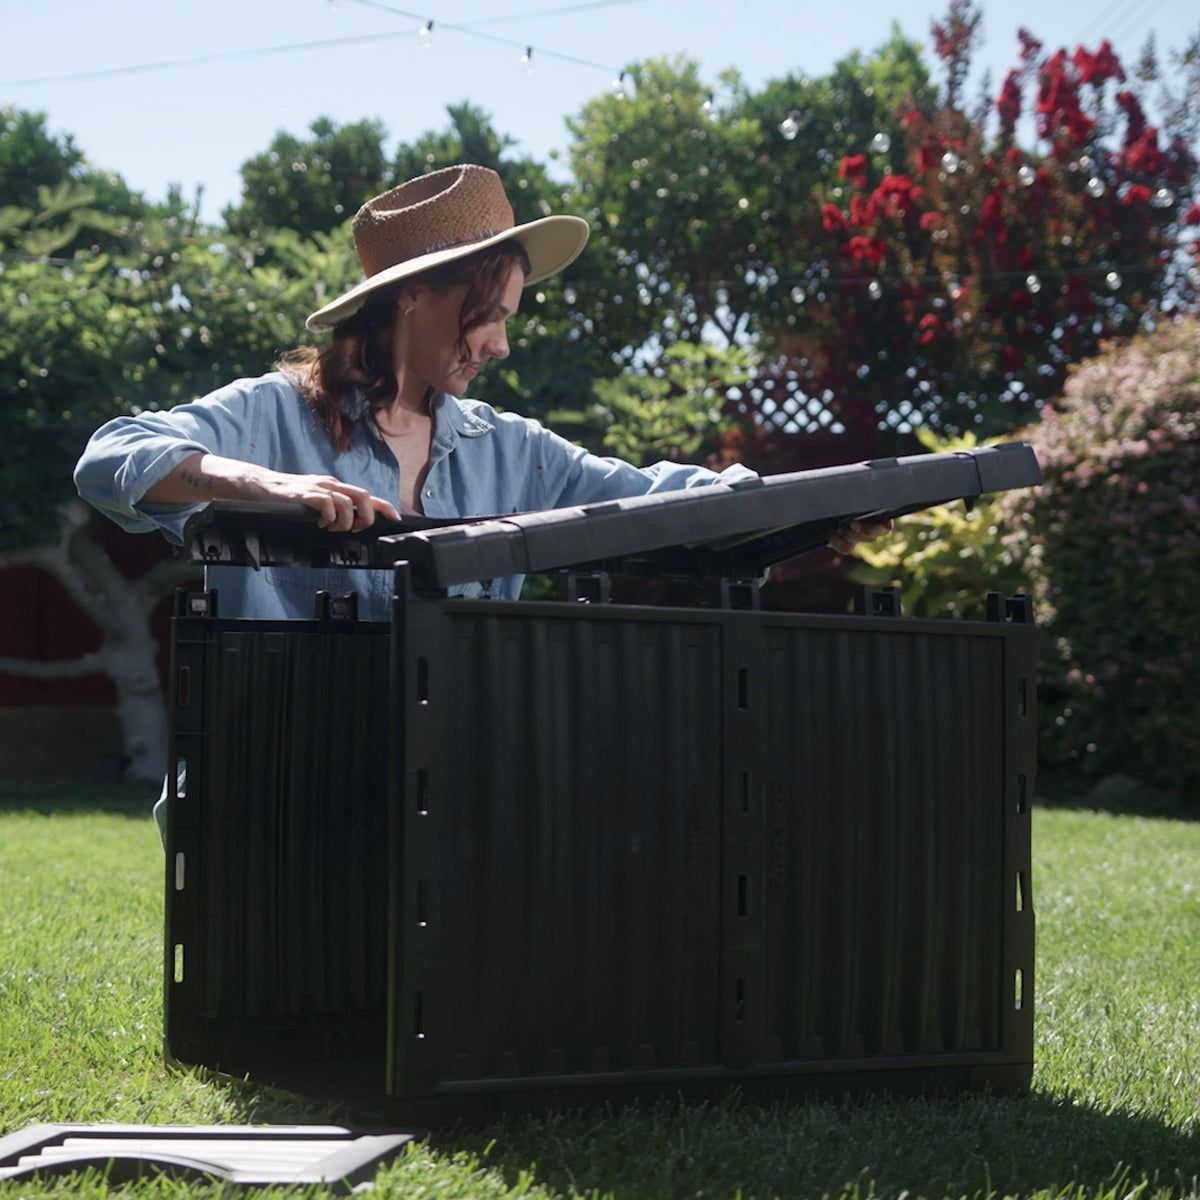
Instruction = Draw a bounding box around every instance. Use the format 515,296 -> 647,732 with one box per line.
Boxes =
779,114 -> 799,141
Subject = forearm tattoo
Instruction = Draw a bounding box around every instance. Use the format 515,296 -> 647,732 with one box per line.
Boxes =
179,467 -> 215,494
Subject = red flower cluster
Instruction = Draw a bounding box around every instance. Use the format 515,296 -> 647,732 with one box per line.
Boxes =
822,202 -> 846,233
1018,28 -> 1043,63
932,15 -> 972,64
843,235 -> 888,265
869,174 -> 925,220
916,139 -> 945,173
1123,128 -> 1165,177
1116,91 -> 1147,143
839,154 -> 869,186
997,70 -> 1022,130
1072,40 -> 1125,88
1036,49 -> 1096,147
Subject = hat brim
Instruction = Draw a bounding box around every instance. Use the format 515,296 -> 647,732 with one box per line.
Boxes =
305,214 -> 590,332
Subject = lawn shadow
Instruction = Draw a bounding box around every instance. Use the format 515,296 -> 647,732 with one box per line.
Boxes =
1035,768 -> 1198,822
168,1059 -> 375,1129
449,1087 -> 1200,1200
0,780 -> 160,819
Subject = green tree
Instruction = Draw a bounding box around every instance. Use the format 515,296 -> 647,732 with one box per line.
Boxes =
0,116 -> 364,778
595,341 -> 752,465
390,102 -> 610,428
223,116 -> 392,238
567,56 -> 766,358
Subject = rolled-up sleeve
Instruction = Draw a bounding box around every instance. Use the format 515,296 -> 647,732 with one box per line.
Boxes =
73,378 -> 272,543
523,420 -> 757,509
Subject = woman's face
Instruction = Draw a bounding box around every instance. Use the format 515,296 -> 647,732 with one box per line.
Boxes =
396,261 -> 525,397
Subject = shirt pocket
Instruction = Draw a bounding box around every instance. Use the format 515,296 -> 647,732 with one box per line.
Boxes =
262,567 -> 348,613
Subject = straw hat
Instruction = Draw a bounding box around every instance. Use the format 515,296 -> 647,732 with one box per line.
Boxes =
305,164 -> 590,331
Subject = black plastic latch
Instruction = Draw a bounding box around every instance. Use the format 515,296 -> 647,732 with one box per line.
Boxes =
560,570 -> 612,604
987,592 -> 1034,624
174,588 -> 218,619
712,577 -> 762,611
854,585 -> 902,617
314,591 -> 359,621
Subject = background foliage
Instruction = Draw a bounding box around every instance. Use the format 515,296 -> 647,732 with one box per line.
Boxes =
1001,314 -> 1200,801
2,0 -> 1200,790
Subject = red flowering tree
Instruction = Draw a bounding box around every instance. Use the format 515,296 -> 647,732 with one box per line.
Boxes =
760,0 -> 1199,438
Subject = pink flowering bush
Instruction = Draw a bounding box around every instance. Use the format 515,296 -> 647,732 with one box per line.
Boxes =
1001,316 -> 1200,800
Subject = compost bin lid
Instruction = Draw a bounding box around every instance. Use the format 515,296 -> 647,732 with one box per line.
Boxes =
180,443 -> 1041,590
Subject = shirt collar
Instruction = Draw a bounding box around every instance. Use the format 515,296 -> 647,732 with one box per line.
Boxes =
430,391 -> 496,443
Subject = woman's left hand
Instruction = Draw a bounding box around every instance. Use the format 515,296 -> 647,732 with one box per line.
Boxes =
828,518 -> 894,555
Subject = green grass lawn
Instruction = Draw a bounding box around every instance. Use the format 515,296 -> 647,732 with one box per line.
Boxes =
1,780 -> 1198,1199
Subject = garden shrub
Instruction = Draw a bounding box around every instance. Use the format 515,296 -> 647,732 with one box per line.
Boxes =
1000,315 -> 1200,801
851,428 -> 1033,622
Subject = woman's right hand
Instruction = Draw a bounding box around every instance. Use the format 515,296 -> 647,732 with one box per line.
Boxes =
142,453 -> 401,531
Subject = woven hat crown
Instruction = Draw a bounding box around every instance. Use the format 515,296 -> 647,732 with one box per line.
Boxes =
305,162 -> 589,331
353,165 -> 515,277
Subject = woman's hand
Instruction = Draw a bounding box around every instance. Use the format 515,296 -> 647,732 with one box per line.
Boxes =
143,453 -> 401,531
828,518 -> 894,556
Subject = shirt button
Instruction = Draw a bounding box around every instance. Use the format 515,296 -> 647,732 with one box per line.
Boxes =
425,488 -> 434,497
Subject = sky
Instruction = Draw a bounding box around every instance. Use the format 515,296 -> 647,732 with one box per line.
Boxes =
2,0 -> 1197,226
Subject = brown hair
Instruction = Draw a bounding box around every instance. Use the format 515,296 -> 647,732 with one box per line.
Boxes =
280,239 -> 531,453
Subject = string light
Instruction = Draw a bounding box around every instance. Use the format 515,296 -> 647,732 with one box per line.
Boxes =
521,45 -> 534,75
418,20 -> 433,49
779,112 -> 800,141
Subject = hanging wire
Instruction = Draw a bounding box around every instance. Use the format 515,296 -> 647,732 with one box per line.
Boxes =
0,0 -> 647,89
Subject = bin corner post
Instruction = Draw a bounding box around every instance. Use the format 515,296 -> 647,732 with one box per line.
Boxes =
163,587 -> 216,1066
387,563 -> 410,1103
988,590 -> 1037,1084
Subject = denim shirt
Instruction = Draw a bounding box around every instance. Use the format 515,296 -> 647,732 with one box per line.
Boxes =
74,372 -> 756,620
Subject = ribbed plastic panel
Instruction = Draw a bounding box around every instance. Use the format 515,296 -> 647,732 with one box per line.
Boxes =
164,593 -> 1035,1124
166,617 -> 390,1081
387,600 -> 1035,1122
394,609 -> 726,1094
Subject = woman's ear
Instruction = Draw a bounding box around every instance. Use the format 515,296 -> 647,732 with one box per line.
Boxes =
397,284 -> 426,316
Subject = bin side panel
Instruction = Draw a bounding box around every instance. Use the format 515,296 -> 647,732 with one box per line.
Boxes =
393,608 -> 724,1096
732,621 -> 1024,1073
165,620 -> 390,1077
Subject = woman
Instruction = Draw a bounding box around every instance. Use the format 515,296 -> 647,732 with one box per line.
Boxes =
75,163 -> 883,618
